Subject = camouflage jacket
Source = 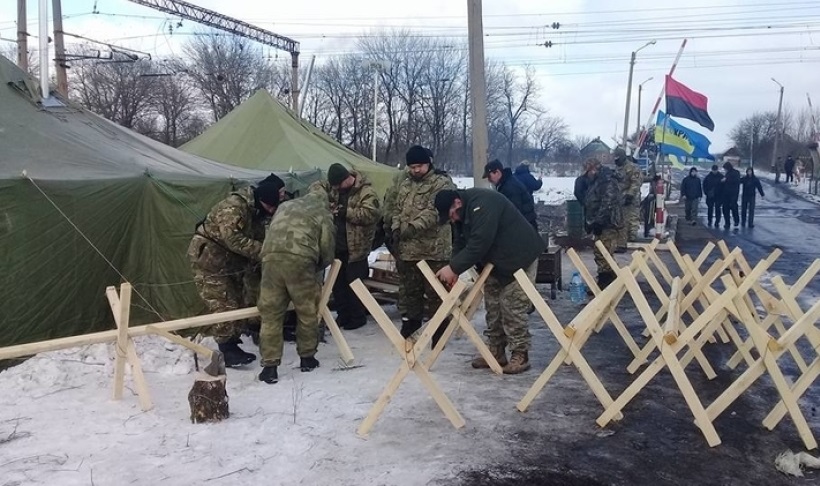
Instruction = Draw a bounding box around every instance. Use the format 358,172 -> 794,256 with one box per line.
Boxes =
584,166 -> 624,230
261,189 -> 335,270
392,168 -> 455,261
316,171 -> 381,262
617,160 -> 643,199
382,169 -> 410,237
195,186 -> 264,263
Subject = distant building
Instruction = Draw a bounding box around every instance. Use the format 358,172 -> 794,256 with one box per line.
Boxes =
720,147 -> 742,166
580,137 -> 611,160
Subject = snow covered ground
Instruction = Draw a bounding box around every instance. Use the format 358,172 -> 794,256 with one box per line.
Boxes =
0,304 -> 538,486
451,176 -> 576,205
757,170 -> 820,204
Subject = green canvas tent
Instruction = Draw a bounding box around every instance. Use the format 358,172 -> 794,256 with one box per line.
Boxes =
0,57 -> 322,348
181,90 -> 398,196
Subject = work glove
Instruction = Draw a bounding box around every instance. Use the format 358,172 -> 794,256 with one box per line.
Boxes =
624,195 -> 634,206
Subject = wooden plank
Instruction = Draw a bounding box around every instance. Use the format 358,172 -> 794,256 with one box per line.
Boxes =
145,326 -> 213,359
111,284 -> 131,401
126,340 -> 153,411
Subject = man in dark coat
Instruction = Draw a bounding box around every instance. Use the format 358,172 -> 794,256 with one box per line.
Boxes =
740,167 -> 765,228
680,167 -> 703,225
513,162 -> 543,195
785,155 -> 796,184
702,164 -> 723,228
483,159 -> 538,231
434,188 -> 545,374
721,162 -> 742,229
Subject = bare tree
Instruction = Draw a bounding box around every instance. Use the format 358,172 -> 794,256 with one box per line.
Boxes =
1,44 -> 39,77
488,64 -> 541,164
146,61 -> 207,147
183,32 -> 276,121
71,57 -> 156,131
531,112 -> 569,162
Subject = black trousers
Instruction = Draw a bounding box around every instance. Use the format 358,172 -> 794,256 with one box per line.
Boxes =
786,171 -> 794,183
332,257 -> 370,326
722,198 -> 739,227
706,196 -> 721,224
741,197 -> 757,226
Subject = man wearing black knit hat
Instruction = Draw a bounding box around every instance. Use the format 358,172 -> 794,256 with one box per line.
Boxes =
387,145 -> 455,345
316,163 -> 381,330
187,177 -> 281,367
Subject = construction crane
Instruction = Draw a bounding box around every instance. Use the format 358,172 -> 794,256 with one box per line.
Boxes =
127,0 -> 301,114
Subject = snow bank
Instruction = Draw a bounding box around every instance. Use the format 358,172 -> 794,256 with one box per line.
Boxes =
452,176 -> 576,205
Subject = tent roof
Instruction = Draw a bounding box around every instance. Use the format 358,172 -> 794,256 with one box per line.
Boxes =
181,90 -> 398,194
0,56 -> 302,182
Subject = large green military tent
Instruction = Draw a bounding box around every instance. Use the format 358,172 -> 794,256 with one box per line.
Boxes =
0,57 -> 322,348
181,90 -> 398,196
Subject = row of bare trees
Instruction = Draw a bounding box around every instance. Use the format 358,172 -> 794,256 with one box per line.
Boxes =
729,107 -> 819,164
13,30 -> 580,172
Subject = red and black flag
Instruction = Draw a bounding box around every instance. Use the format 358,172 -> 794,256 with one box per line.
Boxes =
665,75 -> 714,131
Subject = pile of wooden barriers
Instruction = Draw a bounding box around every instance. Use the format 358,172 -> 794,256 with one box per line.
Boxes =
351,239 -> 819,448
0,240 -> 816,450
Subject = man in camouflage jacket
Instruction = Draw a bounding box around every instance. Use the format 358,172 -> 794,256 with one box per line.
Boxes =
583,158 -> 623,288
381,168 -> 411,317
613,149 -> 643,249
391,145 -> 456,342
319,163 -> 381,330
187,176 -> 281,367
257,183 -> 335,384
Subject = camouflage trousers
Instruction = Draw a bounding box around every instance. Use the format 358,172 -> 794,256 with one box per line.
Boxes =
618,203 -> 640,246
258,255 -> 322,367
188,236 -> 248,344
243,261 -> 262,332
594,228 -> 620,275
400,260 -> 448,321
483,261 -> 538,353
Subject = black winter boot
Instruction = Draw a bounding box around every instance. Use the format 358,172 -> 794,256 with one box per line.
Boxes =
400,318 -> 422,339
259,366 -> 278,384
596,271 -> 616,290
300,357 -> 320,372
218,340 -> 256,367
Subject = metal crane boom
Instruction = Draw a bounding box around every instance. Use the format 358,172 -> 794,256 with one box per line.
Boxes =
127,0 -> 301,113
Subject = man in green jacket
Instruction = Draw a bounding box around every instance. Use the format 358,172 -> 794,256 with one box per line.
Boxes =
434,188 -> 545,374
320,163 -> 382,330
613,150 -> 643,250
392,146 -> 456,341
583,158 -> 623,288
257,184 -> 335,384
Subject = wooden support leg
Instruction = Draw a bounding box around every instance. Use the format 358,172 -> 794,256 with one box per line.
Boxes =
322,260 -> 355,365
106,284 -> 153,411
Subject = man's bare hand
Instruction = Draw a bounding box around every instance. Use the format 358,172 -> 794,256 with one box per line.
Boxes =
435,265 -> 459,287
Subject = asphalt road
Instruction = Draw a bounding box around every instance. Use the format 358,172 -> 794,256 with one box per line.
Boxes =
674,171 -> 820,301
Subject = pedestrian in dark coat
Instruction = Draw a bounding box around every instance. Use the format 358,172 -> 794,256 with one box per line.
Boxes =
785,155 -> 796,184
680,167 -> 703,225
740,167 -> 765,228
702,164 -> 723,227
514,162 -> 543,195
721,162 -> 742,229
483,159 -> 538,231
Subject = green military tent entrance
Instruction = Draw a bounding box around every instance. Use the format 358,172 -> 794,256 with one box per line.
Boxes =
181,90 -> 398,196
0,56 -> 322,348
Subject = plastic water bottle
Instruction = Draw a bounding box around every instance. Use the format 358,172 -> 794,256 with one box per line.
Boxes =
569,272 -> 586,304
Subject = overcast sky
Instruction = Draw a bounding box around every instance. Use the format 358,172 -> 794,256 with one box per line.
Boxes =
2,0 -> 819,151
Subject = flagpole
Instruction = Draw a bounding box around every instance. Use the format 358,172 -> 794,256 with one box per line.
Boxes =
635,38 -> 688,158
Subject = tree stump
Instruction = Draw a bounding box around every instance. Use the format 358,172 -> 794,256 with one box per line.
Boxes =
188,373 -> 229,423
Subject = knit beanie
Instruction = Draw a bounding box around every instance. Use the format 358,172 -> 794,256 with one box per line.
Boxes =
327,163 -> 351,186
406,145 -> 433,165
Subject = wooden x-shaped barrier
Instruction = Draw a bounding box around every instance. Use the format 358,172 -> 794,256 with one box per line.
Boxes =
102,259 -> 352,411
514,266 -> 623,418
704,267 -> 820,450
350,276 -> 468,436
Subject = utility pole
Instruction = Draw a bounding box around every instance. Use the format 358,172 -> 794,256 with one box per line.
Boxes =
372,66 -> 379,161
52,0 -> 68,97
636,77 -> 653,136
771,78 -> 784,171
622,40 -> 655,150
17,0 -> 28,72
467,0 -> 489,185
127,0 -> 301,115
38,0 -> 49,99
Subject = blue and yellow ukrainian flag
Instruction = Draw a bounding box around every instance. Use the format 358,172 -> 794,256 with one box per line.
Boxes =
655,111 -> 715,161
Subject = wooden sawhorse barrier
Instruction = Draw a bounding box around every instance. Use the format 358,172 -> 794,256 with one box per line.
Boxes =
0,260 -> 353,412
